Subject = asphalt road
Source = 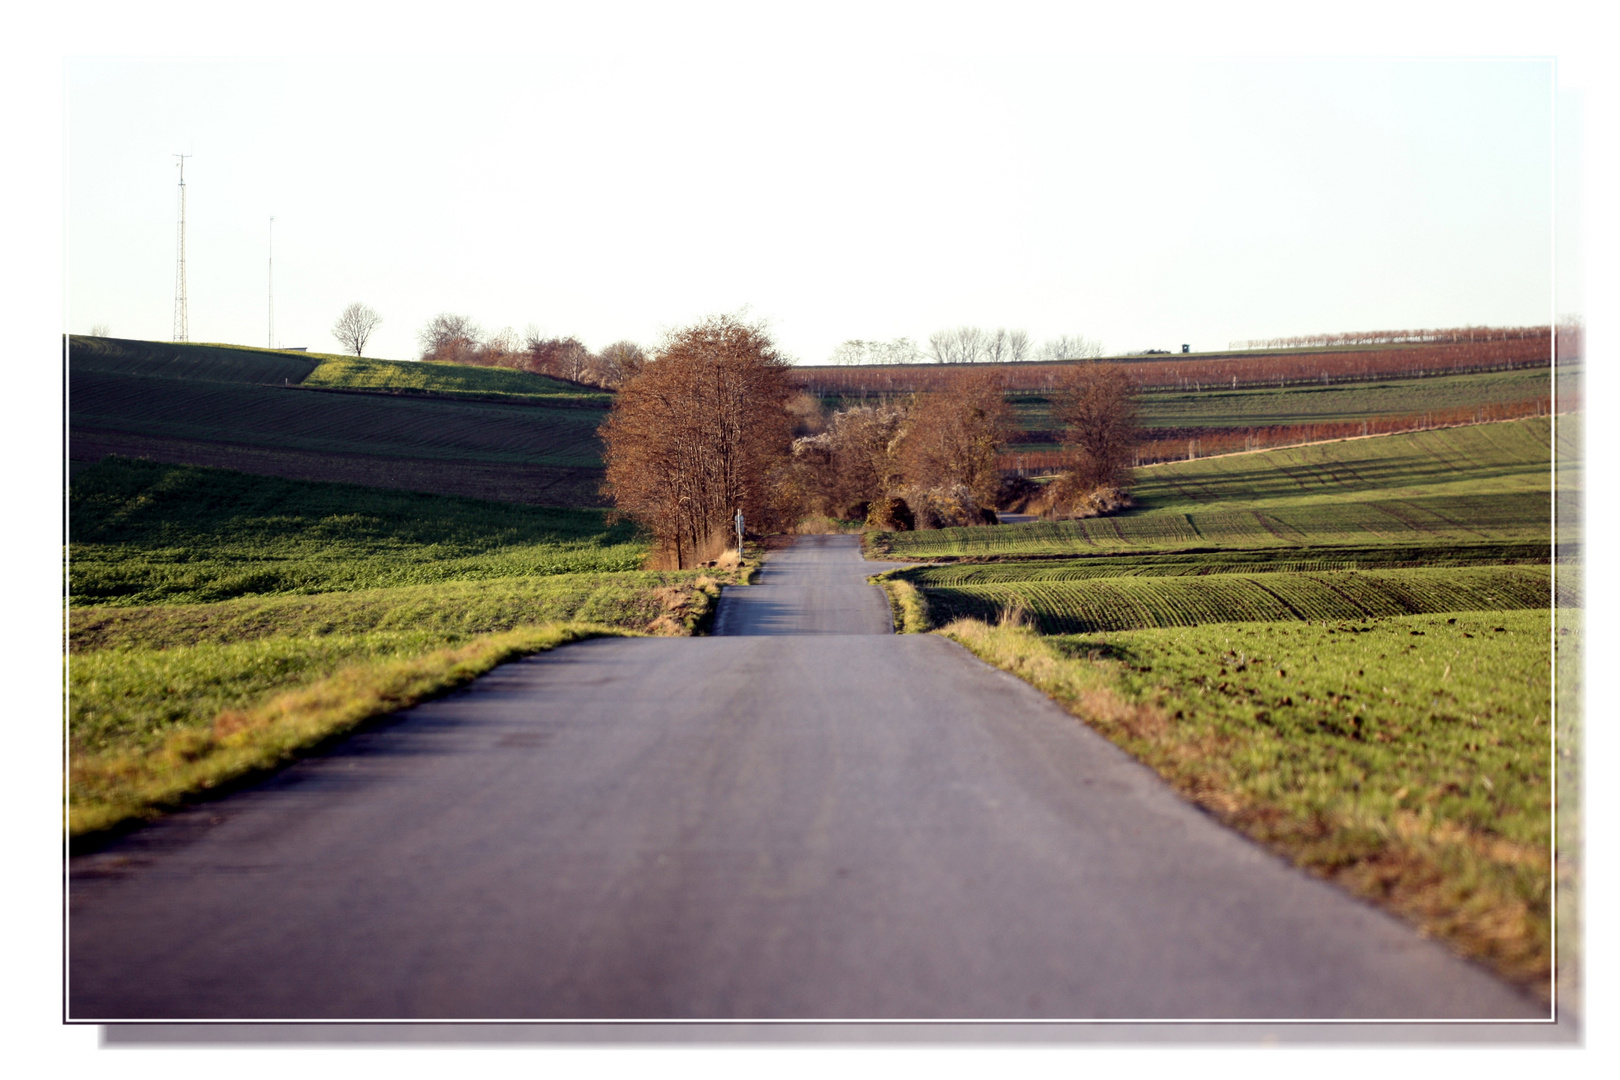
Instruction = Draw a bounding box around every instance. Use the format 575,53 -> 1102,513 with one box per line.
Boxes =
69,535 -> 1543,1020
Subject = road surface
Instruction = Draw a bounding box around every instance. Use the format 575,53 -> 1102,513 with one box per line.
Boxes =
69,535 -> 1543,1020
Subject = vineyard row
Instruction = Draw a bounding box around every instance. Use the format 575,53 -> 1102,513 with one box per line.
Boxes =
794,337 -> 1559,398
997,395 -> 1567,473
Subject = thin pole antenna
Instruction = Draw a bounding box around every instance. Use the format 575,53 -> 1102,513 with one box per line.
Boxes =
268,216 -> 275,349
172,153 -> 191,341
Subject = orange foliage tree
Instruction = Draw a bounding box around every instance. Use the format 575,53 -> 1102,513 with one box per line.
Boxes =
600,315 -> 794,568
895,369 -> 1012,523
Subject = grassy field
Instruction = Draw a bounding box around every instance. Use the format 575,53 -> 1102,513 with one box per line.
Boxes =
873,413 -> 1575,998
918,566 -> 1570,634
68,337 -> 612,508
70,458 -> 643,605
876,417 -> 1570,560
304,355 -> 610,407
66,460 -> 741,841
945,611 -> 1558,989
999,366 -> 1570,441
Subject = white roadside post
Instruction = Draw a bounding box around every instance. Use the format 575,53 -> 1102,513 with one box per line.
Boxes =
735,508 -> 745,556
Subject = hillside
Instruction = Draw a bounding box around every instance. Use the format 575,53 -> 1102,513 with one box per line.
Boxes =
67,336 -> 612,507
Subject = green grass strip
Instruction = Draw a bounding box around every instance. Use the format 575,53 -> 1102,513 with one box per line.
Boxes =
943,609 -> 1556,998
68,623 -> 629,842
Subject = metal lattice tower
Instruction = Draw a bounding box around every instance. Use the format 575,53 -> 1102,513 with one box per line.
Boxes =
172,154 -> 191,341
268,216 -> 275,349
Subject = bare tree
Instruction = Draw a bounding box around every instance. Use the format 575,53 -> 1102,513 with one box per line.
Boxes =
1050,363 -> 1138,492
1036,334 -> 1105,362
525,334 -> 593,382
418,313 -> 482,363
928,326 -> 987,364
332,303 -> 383,357
89,323 -> 110,338
983,328 -> 1010,364
600,314 -> 795,568
829,338 -> 926,366
1006,329 -> 1032,362
596,340 -> 648,387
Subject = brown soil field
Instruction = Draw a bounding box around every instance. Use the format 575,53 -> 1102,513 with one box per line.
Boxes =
68,430 -> 608,508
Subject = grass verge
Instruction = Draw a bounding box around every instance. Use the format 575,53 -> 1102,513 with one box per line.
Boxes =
69,624 -> 627,843
941,610 -> 1556,1000
875,575 -> 931,634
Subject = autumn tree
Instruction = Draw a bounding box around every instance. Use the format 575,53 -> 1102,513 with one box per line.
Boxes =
600,314 -> 794,568
332,302 -> 382,357
596,340 -> 648,387
784,404 -> 905,522
1049,361 -> 1139,494
418,313 -> 482,363
524,333 -> 593,382
894,369 -> 1011,525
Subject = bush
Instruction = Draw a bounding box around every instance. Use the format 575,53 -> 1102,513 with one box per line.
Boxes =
867,496 -> 915,532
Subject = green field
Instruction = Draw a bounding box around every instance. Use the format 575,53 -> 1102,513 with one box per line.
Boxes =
945,611 -> 1558,988
68,335 -> 325,384
68,337 -> 612,508
304,355 -> 610,407
919,565 -> 1570,634
909,542 -> 1560,582
880,412 -> 1575,996
877,417 -> 1570,560
70,458 -> 643,605
66,459 -> 742,839
999,366 -> 1568,439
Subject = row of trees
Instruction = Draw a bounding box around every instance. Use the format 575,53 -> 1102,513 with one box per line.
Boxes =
1231,325 -> 1554,349
417,313 -> 649,388
601,315 -> 1139,566
826,329 -> 1105,366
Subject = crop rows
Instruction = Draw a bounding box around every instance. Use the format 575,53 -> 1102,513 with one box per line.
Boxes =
70,369 -> 607,469
923,566 -> 1566,634
909,542 -> 1558,586
794,336 -> 1554,398
70,336 -> 322,385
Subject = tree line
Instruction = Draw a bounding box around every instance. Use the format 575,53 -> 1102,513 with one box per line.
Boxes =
601,315 -> 1138,568
417,314 -> 649,389
827,329 -> 1104,366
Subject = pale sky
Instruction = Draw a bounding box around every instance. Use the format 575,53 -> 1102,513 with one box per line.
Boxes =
66,52 -> 1570,363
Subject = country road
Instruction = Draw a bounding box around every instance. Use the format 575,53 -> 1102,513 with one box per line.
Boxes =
69,535 -> 1543,1021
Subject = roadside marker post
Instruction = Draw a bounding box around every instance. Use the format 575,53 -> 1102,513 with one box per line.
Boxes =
735,509 -> 745,555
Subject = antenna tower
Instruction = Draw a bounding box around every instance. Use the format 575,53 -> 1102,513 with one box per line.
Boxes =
268,216 -> 275,349
172,154 -> 191,341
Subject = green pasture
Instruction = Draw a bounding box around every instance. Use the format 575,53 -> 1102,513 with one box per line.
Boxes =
1060,609 -> 1554,853
69,458 -> 646,606
880,417 -> 1569,560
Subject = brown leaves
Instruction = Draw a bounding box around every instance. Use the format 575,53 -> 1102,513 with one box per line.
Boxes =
600,315 -> 794,568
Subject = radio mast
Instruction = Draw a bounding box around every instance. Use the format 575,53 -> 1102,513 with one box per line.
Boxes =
172,154 -> 191,341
